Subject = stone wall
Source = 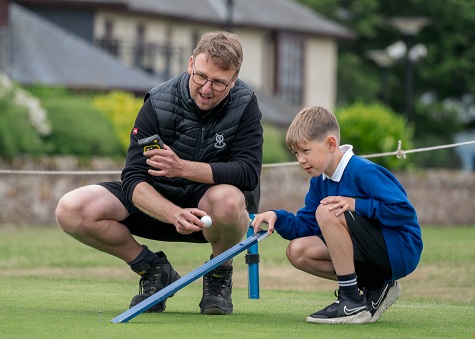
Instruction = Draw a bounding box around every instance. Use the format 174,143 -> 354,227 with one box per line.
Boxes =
1,157 -> 474,226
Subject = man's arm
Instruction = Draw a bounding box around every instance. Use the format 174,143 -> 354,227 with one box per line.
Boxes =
144,145 -> 215,184
132,181 -> 181,223
132,181 -> 206,234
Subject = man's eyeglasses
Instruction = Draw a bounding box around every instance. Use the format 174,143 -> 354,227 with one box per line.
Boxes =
192,69 -> 234,92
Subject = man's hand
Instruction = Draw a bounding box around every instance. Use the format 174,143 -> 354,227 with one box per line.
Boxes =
144,144 -> 214,183
251,211 -> 277,235
173,208 -> 210,234
145,144 -> 184,178
320,196 -> 355,216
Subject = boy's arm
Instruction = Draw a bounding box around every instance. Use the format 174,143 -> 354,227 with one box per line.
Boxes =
354,165 -> 417,226
270,179 -> 323,240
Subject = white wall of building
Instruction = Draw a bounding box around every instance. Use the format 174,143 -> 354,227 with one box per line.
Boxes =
94,10 -> 338,111
305,37 -> 337,111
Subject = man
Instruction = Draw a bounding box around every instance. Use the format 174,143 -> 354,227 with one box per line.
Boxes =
56,31 -> 263,315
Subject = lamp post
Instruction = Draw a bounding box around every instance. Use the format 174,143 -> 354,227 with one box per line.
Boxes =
366,50 -> 396,104
389,17 -> 430,123
226,0 -> 234,32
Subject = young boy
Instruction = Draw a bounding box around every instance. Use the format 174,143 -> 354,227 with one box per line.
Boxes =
251,106 -> 423,324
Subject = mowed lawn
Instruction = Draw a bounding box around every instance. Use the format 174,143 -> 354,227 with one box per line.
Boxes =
0,225 -> 474,338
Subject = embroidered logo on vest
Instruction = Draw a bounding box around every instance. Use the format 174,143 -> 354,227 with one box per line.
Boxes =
214,133 -> 226,149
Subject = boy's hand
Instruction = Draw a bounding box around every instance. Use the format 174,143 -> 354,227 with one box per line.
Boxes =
251,211 -> 277,235
320,196 -> 355,217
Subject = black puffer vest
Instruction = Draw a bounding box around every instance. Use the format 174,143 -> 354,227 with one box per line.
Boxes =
144,72 -> 254,198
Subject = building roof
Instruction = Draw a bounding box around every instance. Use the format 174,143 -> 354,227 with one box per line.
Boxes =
6,1 -> 345,125
8,2 -> 161,92
126,0 -> 355,39
14,0 -> 355,39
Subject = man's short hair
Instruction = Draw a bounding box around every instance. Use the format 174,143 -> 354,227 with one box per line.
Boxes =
193,31 -> 243,74
285,106 -> 340,151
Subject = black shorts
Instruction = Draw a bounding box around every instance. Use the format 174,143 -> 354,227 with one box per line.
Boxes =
97,181 -> 209,243
319,211 -> 392,283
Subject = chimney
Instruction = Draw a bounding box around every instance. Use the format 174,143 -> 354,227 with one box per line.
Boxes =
0,0 -> 9,73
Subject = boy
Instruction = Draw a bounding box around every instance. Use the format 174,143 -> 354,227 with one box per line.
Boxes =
251,106 -> 422,324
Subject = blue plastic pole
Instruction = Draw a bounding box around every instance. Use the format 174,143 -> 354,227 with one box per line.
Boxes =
246,214 -> 260,299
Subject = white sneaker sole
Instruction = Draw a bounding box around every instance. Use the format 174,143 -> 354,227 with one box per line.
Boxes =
369,281 -> 402,323
306,310 -> 372,324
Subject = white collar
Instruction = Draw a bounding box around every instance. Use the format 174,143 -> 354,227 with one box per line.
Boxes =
322,144 -> 354,182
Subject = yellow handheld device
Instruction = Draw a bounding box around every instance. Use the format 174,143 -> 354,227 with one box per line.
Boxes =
138,134 -> 165,152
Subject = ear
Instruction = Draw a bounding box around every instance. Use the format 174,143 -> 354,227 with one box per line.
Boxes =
227,72 -> 239,90
326,136 -> 337,152
187,56 -> 193,75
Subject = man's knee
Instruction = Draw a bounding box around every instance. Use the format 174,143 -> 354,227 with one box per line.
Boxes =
55,190 -> 85,233
201,185 -> 246,224
56,185 -> 106,234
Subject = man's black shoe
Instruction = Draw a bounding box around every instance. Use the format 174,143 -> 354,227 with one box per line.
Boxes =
366,280 -> 402,323
129,251 -> 180,313
199,264 -> 233,315
306,289 -> 371,324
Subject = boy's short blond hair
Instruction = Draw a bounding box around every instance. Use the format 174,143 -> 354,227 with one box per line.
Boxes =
285,106 -> 340,151
193,31 -> 243,74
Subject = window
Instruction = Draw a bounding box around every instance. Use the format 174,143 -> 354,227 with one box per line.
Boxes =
98,19 -> 119,56
275,33 -> 304,105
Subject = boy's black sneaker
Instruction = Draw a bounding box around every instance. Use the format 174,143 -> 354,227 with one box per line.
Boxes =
199,264 -> 233,315
366,280 -> 402,323
129,251 -> 180,313
306,289 -> 371,324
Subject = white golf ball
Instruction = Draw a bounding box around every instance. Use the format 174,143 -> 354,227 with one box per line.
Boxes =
201,215 -> 212,228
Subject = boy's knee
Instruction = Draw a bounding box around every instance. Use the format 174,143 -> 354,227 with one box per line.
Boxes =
315,204 -> 342,229
286,239 -> 304,266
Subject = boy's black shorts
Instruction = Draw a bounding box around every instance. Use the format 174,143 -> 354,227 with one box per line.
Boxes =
98,181 -> 209,243
319,211 -> 392,283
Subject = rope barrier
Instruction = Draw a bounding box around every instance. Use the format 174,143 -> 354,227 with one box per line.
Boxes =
263,139 -> 475,168
0,140 -> 474,174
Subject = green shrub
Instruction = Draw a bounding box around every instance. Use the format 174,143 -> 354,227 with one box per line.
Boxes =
0,74 -> 50,157
0,86 -> 45,157
262,123 -> 294,164
93,91 -> 143,153
28,86 -> 122,157
336,102 -> 414,170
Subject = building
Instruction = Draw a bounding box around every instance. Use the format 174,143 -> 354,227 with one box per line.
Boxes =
1,0 -> 355,125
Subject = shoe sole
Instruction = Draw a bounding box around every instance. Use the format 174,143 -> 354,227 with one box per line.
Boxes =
129,299 -> 166,313
129,291 -> 177,313
306,310 -> 372,324
201,307 -> 233,315
369,281 -> 402,323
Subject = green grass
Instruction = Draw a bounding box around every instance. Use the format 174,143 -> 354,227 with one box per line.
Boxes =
1,226 -> 474,338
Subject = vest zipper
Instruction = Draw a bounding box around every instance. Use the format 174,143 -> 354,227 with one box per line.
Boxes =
193,124 -> 204,160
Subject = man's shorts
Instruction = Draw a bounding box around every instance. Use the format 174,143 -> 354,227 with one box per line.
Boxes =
319,211 -> 392,283
98,181 -> 210,243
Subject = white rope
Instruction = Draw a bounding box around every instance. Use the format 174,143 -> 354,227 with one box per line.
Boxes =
0,169 -> 121,175
0,140 -> 474,174
263,139 -> 475,168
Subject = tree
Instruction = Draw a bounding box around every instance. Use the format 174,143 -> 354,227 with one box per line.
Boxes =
297,0 -> 475,167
